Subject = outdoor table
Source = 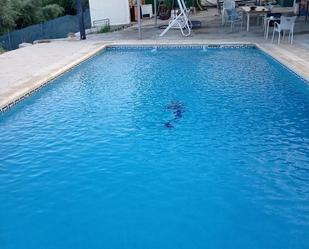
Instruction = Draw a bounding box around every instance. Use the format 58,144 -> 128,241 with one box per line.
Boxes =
271,6 -> 295,14
241,6 -> 269,31
242,6 -> 295,32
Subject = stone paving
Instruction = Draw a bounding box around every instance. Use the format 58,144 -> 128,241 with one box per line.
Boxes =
0,41 -> 106,110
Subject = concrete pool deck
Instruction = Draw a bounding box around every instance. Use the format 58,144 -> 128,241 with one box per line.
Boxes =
0,41 -> 107,111
0,8 -> 308,111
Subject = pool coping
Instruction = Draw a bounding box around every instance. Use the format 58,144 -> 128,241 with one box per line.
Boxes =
254,43 -> 309,84
0,43 -> 107,112
0,41 -> 308,112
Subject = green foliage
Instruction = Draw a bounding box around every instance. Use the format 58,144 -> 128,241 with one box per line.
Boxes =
42,0 -> 89,14
0,0 -> 89,35
0,46 -> 6,54
13,0 -> 44,29
40,4 -> 64,21
98,26 -> 110,34
0,0 -> 17,34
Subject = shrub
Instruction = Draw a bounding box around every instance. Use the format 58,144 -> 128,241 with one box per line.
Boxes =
0,47 -> 6,54
98,26 -> 110,34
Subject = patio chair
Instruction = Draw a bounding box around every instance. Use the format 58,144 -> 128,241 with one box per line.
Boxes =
159,0 -> 192,37
272,16 -> 297,44
222,0 -> 236,25
263,13 -> 281,40
224,8 -> 243,31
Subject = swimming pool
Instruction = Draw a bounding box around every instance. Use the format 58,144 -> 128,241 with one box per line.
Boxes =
0,46 -> 308,249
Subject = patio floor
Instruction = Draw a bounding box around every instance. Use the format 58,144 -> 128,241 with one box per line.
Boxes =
88,7 -> 309,43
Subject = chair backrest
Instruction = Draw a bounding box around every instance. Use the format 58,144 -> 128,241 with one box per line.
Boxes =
280,16 -> 297,30
225,8 -> 239,21
223,0 -> 235,9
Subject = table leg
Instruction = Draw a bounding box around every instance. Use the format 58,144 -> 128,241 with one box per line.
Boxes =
266,20 -> 270,40
264,20 -> 269,39
247,13 -> 250,32
217,0 -> 221,15
306,0 -> 309,22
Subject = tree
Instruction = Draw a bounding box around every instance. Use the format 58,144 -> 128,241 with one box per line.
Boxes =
12,0 -> 44,29
0,0 -> 17,34
43,0 -> 89,15
0,0 -> 89,35
40,4 -> 64,21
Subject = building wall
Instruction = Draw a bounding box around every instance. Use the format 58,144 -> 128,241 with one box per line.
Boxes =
89,0 -> 130,26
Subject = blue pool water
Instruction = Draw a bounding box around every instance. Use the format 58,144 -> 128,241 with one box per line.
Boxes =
0,46 -> 309,249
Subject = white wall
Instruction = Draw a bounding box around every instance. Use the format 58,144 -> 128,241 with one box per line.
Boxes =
89,0 -> 130,26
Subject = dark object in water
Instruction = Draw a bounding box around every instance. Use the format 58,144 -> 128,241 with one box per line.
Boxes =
164,122 -> 174,129
167,101 -> 185,120
166,101 -> 184,111
174,109 -> 182,119
164,101 -> 185,129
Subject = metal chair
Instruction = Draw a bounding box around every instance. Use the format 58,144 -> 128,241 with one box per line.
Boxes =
224,8 -> 243,31
222,0 -> 236,25
159,0 -> 192,37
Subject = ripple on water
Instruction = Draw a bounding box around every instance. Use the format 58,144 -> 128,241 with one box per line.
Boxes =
0,47 -> 309,249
